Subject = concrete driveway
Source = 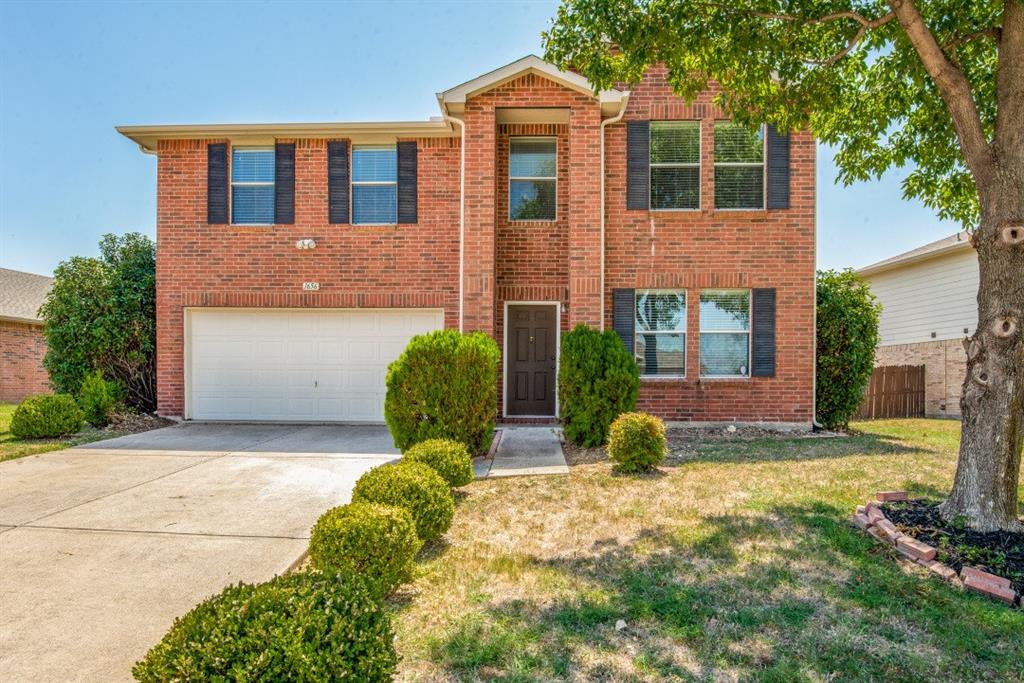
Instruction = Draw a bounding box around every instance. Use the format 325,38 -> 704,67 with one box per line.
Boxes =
0,423 -> 398,683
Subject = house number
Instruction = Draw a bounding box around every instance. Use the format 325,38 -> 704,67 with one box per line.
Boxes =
302,282 -> 320,291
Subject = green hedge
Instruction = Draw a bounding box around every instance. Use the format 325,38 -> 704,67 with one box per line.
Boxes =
816,269 -> 881,429
133,570 -> 397,682
607,412 -> 667,473
352,461 -> 455,543
309,502 -> 421,597
404,438 -> 475,488
558,325 -> 640,447
384,330 -> 499,455
78,370 -> 118,427
10,394 -> 83,439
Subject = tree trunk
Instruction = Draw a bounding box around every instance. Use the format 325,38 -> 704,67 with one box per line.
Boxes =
939,179 -> 1024,532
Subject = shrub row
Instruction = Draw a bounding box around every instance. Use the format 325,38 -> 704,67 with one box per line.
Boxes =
11,371 -> 121,439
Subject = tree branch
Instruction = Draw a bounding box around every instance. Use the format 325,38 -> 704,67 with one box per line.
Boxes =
994,0 -> 1024,166
809,12 -> 897,67
888,0 -> 994,179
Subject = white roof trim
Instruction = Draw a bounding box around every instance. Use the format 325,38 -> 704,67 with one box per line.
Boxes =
438,55 -> 626,111
857,232 -> 973,277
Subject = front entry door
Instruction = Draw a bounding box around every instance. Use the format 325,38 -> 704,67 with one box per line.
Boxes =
506,304 -> 558,416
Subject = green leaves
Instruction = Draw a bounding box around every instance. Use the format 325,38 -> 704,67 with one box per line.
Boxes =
815,269 -> 882,429
544,0 -> 1003,225
40,233 -> 156,411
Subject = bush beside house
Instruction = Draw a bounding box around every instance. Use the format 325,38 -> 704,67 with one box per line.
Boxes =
403,438 -> 474,488
607,412 -> 667,473
816,269 -> 882,429
559,325 -> 640,447
10,394 -> 82,439
352,461 -> 455,543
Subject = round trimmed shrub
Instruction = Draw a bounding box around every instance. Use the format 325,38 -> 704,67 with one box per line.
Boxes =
607,412 -> 667,473
132,570 -> 397,682
559,324 -> 640,447
404,438 -> 474,488
309,502 -> 421,597
352,461 -> 455,543
10,394 -> 83,439
384,330 -> 500,454
816,269 -> 881,429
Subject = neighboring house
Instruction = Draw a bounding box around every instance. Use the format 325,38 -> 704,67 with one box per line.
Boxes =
0,268 -> 53,403
118,55 -> 815,427
857,232 -> 977,418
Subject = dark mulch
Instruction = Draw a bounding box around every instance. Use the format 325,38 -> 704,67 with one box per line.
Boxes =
883,499 -> 1024,595
104,411 -> 175,435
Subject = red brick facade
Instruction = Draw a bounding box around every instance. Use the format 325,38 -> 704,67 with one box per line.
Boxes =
149,63 -> 814,424
0,321 -> 50,403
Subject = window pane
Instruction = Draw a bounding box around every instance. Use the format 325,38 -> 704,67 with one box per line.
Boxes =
352,147 -> 397,182
700,291 -> 750,331
714,123 -> 764,163
700,333 -> 750,376
651,166 -> 699,210
636,291 -> 686,332
651,122 -> 699,164
232,185 -> 275,224
636,333 -> 686,376
352,185 -> 397,224
510,139 -> 556,178
509,179 -> 556,220
715,167 -> 764,209
232,149 -> 274,183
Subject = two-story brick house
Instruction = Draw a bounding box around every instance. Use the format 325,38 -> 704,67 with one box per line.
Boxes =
119,56 -> 815,427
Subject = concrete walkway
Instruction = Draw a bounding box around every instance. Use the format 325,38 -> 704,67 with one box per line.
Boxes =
477,427 -> 569,478
0,423 -> 397,683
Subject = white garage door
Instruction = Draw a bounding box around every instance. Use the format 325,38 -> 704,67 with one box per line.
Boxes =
187,309 -> 443,422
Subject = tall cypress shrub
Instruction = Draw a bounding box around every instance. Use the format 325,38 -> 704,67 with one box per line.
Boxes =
559,325 -> 640,447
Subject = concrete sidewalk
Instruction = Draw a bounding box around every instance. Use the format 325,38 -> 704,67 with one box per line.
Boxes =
0,423 -> 397,683
478,427 -> 569,478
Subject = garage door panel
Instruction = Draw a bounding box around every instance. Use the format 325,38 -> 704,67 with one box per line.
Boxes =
188,309 -> 442,422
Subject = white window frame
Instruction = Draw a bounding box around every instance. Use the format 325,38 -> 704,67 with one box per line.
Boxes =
635,289 -> 687,379
713,123 -> 766,211
230,146 -> 275,226
699,288 -> 752,379
351,144 -> 398,225
508,136 -> 557,222
649,121 -> 701,212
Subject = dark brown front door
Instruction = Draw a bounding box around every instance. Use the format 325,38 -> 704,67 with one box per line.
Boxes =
506,304 -> 557,416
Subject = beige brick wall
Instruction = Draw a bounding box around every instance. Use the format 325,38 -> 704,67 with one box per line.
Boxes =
875,339 -> 966,418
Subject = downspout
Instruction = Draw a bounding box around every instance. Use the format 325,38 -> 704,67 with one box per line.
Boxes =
441,108 -> 466,332
599,94 -> 630,330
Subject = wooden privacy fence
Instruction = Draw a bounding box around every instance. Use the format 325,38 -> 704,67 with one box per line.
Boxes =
857,365 -> 926,419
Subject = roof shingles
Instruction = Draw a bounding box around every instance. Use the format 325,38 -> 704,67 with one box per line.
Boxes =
0,268 -> 54,324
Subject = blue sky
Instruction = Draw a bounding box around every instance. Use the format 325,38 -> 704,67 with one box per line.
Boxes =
0,0 -> 959,276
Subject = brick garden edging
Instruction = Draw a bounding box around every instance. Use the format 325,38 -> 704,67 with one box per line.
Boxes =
852,492 -> 1021,608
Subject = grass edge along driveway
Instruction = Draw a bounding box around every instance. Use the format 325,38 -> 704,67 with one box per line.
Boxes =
0,403 -> 126,462
392,419 -> 1023,682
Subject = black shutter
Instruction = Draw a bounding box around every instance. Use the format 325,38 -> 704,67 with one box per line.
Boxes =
274,142 -> 295,224
397,141 -> 418,224
751,288 -> 776,377
766,125 -> 790,209
207,142 -> 228,224
328,140 -> 349,224
626,120 -> 650,210
613,288 -> 636,353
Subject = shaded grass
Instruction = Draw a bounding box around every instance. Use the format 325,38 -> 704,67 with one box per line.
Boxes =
0,402 -> 123,462
392,419 -> 1023,682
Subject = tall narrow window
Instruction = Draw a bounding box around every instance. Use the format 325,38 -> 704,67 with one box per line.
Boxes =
700,290 -> 751,377
352,145 -> 397,224
714,123 -> 765,209
650,121 -> 700,210
635,291 -> 687,376
231,148 -> 275,224
509,137 -> 556,220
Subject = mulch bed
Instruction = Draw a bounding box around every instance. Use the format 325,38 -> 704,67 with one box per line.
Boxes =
104,411 -> 175,435
883,500 -> 1024,595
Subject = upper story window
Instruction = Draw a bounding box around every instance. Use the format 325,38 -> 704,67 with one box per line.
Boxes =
700,290 -> 751,377
635,290 -> 687,377
509,138 -> 556,221
714,123 -> 764,210
352,145 -> 397,224
231,148 -> 275,224
650,121 -> 700,210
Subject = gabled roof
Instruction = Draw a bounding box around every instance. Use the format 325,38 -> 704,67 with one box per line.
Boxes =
857,231 -> 973,277
437,55 -> 627,117
0,267 -> 53,325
